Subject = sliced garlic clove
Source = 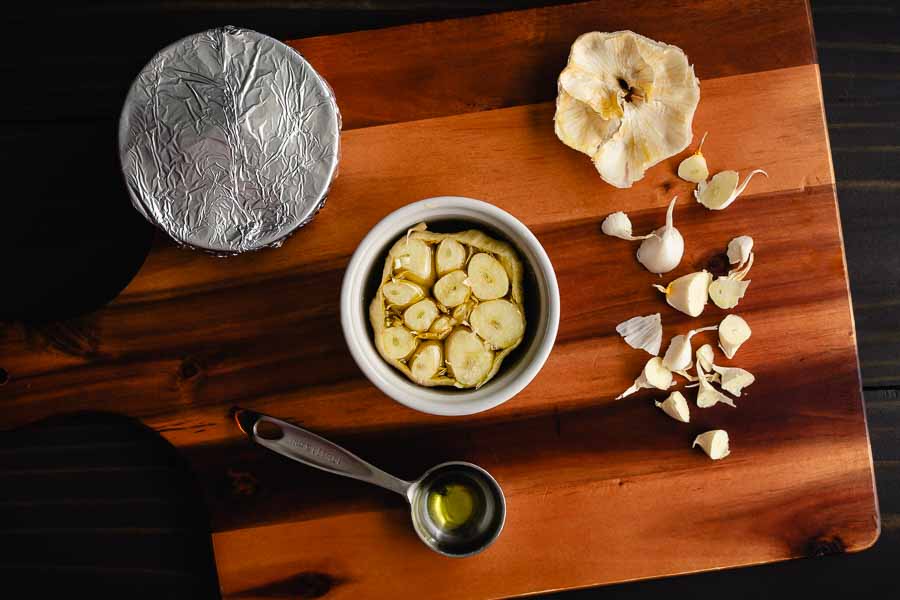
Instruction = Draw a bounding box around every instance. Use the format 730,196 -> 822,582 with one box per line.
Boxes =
712,365 -> 755,396
696,169 -> 768,210
390,237 -> 435,285
719,314 -> 752,359
445,328 -> 494,388
403,298 -> 439,332
433,270 -> 471,308
467,253 -> 510,300
616,356 -> 673,399
708,277 -> 750,309
636,196 -> 684,274
381,326 -> 418,360
435,239 -> 467,277
655,390 -> 690,423
693,430 -> 730,460
653,271 -> 712,317
727,235 -> 754,267
417,315 -> 456,340
615,313 -> 663,355
677,132 -> 709,183
469,299 -> 525,350
409,341 -> 444,384
382,279 -> 427,309
601,211 -> 652,241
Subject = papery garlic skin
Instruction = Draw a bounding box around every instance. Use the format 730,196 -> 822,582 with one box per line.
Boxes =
616,313 -> 663,355
656,390 -> 690,423
555,31 -> 700,188
602,211 -> 651,241
712,365 -> 756,396
727,236 -> 754,267
693,430 -> 730,460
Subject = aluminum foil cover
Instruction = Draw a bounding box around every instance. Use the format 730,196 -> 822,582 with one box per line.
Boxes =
119,27 -> 341,254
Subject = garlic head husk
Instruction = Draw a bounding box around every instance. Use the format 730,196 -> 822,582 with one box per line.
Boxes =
554,31 -> 700,188
636,196 -> 684,274
693,430 -> 730,460
615,313 -> 663,355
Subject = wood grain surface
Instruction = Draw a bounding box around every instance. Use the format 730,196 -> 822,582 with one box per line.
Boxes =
0,1 -> 881,599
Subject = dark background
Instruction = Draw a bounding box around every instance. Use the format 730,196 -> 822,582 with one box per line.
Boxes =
2,1 -> 897,598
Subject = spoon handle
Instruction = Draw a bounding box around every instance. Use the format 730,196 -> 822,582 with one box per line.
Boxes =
234,408 -> 411,498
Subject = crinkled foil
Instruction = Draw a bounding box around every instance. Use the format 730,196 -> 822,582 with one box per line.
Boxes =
118,27 -> 341,254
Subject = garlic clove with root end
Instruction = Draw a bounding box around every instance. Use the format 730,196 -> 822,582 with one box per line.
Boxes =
615,313 -> 663,355
637,196 -> 684,274
656,390 -> 690,423
653,271 -> 712,317
712,365 -> 756,396
662,325 -> 718,372
602,211 -> 653,241
616,357 -> 673,399
719,314 -> 752,359
696,169 -> 768,210
693,430 -> 730,460
677,131 -> 709,183
727,236 -> 754,268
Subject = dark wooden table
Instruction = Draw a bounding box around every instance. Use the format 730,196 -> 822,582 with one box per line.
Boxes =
2,1 -> 897,598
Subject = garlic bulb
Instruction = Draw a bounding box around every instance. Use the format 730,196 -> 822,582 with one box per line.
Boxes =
601,211 -> 652,241
718,314 -> 752,359
636,196 -> 684,274
653,271 -> 712,317
655,390 -> 690,423
554,31 -> 700,188
696,169 -> 768,210
615,313 -> 663,355
693,430 -> 730,460
616,356 -> 673,399
677,131 -> 709,183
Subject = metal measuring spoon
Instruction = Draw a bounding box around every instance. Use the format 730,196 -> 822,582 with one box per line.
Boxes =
233,408 -> 506,557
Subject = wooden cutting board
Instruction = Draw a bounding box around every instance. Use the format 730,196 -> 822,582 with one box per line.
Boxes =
0,1 -> 880,598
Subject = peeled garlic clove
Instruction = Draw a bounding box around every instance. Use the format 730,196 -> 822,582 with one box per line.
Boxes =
616,356 -> 673,399
403,298 -> 439,332
390,237 -> 435,285
696,169 -> 768,210
602,211 -> 652,241
467,253 -> 510,300
656,390 -> 690,423
709,277 -> 750,309
554,31 -> 700,188
381,326 -> 417,360
615,313 -> 663,355
693,430 -> 730,460
470,299 -> 525,350
409,341 -> 444,383
696,343 -> 716,372
435,239 -> 467,276
433,270 -> 471,308
661,325 -> 717,372
712,365 -> 756,396
653,271 -> 712,317
719,314 -> 752,359
417,315 -> 456,340
445,328 -> 494,388
382,280 -> 426,309
677,131 -> 709,183
636,196 -> 684,274
727,235 -> 753,267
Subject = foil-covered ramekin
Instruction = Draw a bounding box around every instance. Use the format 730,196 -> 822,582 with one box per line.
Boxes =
118,26 -> 341,254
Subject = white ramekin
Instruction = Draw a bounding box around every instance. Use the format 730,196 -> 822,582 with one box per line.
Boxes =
340,196 -> 560,416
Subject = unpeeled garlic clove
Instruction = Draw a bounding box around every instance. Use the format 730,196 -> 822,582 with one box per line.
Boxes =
693,430 -> 730,460
615,313 -> 663,356
636,196 -> 684,274
662,325 -> 718,372
655,390 -> 690,423
695,169 -> 768,210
